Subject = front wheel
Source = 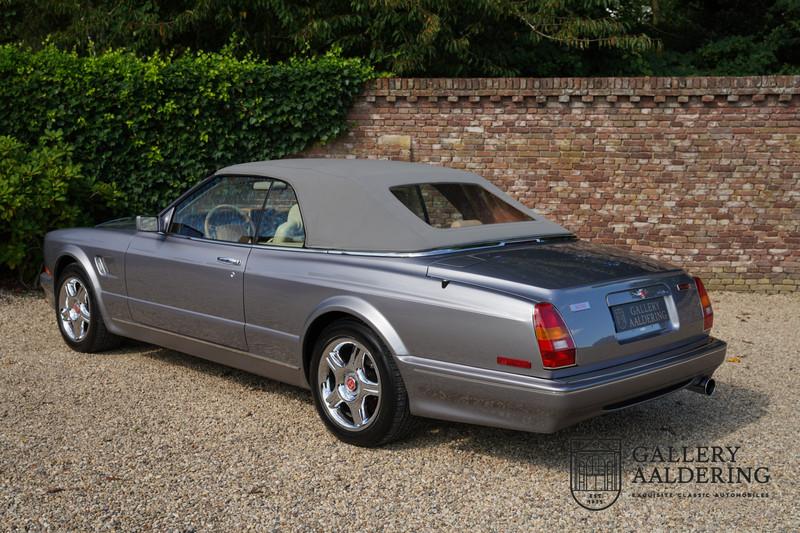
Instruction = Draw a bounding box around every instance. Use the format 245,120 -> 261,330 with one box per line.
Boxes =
56,264 -> 121,353
309,320 -> 414,447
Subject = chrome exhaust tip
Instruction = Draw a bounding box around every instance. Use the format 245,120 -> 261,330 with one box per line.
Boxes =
688,377 -> 716,396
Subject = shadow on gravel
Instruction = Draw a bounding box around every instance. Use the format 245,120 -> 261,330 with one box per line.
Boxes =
132,344 -> 310,403
125,342 -> 769,471
391,382 -> 770,471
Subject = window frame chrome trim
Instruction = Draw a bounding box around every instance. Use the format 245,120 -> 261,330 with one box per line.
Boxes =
163,233 -> 575,259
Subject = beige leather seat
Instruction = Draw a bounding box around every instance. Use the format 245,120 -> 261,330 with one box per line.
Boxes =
451,219 -> 482,228
272,204 -> 305,246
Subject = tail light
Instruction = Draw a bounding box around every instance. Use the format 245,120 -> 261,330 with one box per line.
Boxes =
533,303 -> 576,369
693,276 -> 714,332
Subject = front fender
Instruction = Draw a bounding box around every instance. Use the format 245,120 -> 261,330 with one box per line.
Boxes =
302,295 -> 409,357
49,244 -> 120,334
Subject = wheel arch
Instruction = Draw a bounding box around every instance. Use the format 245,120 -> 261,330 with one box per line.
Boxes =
52,246 -> 99,288
51,245 -> 115,328
301,296 -> 409,382
53,254 -> 79,286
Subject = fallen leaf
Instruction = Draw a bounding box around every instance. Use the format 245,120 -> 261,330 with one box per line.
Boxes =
727,356 -> 742,363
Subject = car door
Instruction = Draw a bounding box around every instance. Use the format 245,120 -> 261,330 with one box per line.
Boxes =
243,179 -> 310,367
125,175 -> 272,351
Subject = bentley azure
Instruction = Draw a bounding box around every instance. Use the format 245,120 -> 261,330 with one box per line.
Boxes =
41,159 -> 726,446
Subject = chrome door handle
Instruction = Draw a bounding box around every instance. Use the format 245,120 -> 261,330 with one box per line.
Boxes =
217,256 -> 241,266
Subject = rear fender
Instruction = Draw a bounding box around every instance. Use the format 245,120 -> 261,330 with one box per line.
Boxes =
303,296 -> 409,358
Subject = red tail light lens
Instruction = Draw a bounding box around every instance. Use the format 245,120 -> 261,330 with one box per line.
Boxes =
533,303 -> 576,369
693,276 -> 714,332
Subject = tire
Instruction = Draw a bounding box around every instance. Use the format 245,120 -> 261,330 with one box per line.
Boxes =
309,319 -> 414,447
55,264 -> 121,353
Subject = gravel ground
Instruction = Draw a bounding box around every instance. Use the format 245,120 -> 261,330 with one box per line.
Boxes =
1,290 -> 798,531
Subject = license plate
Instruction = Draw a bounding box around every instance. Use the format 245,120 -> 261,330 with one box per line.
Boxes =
611,297 -> 670,333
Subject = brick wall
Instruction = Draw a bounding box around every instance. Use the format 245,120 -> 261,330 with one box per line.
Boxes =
303,77 -> 800,293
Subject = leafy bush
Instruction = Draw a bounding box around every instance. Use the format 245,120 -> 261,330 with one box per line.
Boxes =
0,131 -> 119,279
0,45 -> 374,216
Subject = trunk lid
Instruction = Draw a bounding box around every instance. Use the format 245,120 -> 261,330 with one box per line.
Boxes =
426,239 -> 707,371
426,239 -> 678,291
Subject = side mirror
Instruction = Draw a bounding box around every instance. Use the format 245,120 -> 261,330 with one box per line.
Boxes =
159,207 -> 174,233
136,215 -> 160,232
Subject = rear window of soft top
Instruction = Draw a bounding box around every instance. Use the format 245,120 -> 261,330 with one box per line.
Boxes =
390,183 -> 533,229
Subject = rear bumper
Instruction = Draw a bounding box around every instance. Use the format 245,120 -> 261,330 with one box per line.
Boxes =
397,337 -> 727,433
40,272 -> 55,307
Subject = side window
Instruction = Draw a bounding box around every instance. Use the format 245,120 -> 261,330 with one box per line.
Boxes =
254,180 -> 305,247
169,176 -> 272,243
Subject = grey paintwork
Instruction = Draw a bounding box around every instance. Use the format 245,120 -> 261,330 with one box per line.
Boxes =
41,160 -> 726,434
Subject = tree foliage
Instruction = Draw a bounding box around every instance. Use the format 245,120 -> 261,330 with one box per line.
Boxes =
642,0 -> 800,75
1,1 -> 797,76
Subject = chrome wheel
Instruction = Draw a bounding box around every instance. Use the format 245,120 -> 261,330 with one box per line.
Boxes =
58,276 -> 91,342
317,338 -> 382,431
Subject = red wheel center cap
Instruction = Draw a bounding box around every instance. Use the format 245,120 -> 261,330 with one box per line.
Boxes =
345,376 -> 357,392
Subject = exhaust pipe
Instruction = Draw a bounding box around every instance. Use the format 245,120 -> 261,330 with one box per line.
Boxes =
688,377 -> 716,396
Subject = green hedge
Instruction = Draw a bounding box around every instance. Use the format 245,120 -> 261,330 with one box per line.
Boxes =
0,45 -> 374,217
0,131 -> 119,279
0,45 -> 373,279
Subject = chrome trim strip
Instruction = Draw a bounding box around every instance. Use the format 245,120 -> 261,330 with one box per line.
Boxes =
320,235 -> 575,258
245,322 -> 300,342
166,233 -> 576,258
323,242 -> 509,258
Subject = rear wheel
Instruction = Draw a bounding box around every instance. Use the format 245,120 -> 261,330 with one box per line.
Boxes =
310,320 -> 414,447
56,264 -> 121,352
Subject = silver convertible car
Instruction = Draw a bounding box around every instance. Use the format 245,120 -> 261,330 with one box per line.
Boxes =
41,159 -> 726,446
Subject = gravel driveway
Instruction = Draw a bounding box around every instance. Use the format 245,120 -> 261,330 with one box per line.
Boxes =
1,290 -> 798,531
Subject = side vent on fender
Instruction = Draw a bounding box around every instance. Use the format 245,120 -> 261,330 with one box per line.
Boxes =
94,256 -> 110,277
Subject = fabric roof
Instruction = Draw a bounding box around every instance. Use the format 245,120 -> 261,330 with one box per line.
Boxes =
216,159 -> 570,252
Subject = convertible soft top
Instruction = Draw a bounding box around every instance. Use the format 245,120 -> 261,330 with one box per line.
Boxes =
216,159 -> 570,253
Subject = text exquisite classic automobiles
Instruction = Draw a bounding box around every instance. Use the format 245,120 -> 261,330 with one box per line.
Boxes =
41,159 -> 726,446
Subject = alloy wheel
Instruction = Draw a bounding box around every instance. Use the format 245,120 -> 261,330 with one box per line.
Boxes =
317,338 -> 382,431
59,276 -> 91,342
